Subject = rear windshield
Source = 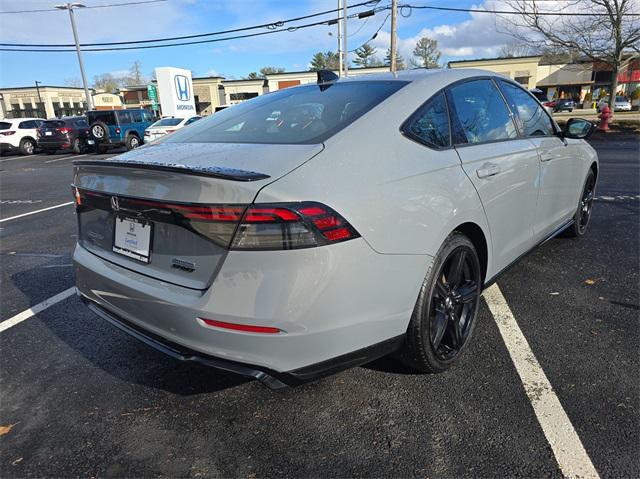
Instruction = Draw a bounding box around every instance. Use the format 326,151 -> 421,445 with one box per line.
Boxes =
152,118 -> 183,127
87,111 -> 116,125
43,120 -> 65,127
164,81 -> 407,145
0,122 -> 12,130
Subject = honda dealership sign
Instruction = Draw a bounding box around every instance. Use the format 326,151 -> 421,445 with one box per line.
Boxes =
155,67 -> 196,118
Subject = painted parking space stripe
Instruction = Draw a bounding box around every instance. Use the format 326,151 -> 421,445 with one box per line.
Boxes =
0,201 -> 73,223
0,287 -> 76,333
483,284 -> 600,479
45,153 -> 87,164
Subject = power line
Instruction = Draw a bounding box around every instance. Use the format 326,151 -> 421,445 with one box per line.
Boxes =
0,12 -> 380,53
0,0 -> 381,47
401,3 -> 640,16
0,0 -> 168,15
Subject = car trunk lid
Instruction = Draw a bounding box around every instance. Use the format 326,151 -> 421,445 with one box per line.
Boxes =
73,141 -> 323,290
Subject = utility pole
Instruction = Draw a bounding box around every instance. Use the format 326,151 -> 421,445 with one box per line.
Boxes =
55,3 -> 93,111
390,0 -> 398,73
34,81 -> 44,118
337,0 -> 343,77
342,0 -> 348,76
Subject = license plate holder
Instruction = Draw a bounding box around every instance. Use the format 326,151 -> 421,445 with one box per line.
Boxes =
113,216 -> 152,263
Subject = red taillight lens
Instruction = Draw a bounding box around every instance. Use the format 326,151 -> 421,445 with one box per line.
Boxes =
115,127 -> 121,134
230,202 -> 359,250
166,129 -> 176,134
57,127 -> 71,134
72,189 -> 359,250
0,130 -> 16,136
543,101 -> 555,107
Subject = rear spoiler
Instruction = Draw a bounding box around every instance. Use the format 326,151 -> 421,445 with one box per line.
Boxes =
73,160 -> 270,182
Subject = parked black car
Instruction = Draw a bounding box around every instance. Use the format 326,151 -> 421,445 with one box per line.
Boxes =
553,98 -> 576,112
37,117 -> 90,154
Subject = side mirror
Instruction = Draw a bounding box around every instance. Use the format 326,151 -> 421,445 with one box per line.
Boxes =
562,118 -> 596,139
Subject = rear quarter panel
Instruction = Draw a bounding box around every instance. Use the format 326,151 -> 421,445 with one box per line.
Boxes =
256,77 -> 494,275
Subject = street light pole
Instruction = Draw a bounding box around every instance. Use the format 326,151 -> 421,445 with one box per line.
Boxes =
55,3 -> 93,111
34,80 -> 44,118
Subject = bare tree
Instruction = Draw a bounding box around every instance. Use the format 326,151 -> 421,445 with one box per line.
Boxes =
501,0 -> 640,107
498,41 -> 539,58
63,77 -> 82,87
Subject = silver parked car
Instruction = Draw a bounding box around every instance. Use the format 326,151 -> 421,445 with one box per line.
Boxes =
73,69 -> 598,388
597,96 -> 632,112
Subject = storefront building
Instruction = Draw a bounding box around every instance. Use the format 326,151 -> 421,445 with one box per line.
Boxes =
0,85 -> 90,119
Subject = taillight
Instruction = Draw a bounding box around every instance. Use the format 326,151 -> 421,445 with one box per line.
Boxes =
0,130 -> 15,136
115,127 -> 121,134
230,203 -> 359,250
166,129 -> 176,134
57,127 -> 71,134
73,189 -> 360,251
36,129 -> 42,138
543,101 -> 555,107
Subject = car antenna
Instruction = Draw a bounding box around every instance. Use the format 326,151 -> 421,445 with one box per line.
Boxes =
317,70 -> 339,91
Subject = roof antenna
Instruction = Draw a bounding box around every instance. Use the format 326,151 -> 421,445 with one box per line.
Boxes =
316,70 -> 339,90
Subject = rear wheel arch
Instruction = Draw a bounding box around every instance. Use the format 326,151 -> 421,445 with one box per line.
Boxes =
452,222 -> 488,286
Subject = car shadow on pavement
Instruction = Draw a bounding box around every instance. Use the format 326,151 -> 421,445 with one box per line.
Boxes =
10,259 -> 250,395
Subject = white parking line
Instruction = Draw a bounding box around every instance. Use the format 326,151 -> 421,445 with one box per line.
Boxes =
0,202 -> 73,223
483,284 -> 600,479
45,154 -> 87,164
0,287 -> 76,334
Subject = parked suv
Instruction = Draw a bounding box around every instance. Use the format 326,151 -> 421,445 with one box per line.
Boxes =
86,109 -> 155,153
38,116 -> 89,154
0,118 -> 43,155
553,98 -> 576,112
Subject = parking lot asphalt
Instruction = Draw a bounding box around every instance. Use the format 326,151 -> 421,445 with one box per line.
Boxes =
1,138 -> 638,478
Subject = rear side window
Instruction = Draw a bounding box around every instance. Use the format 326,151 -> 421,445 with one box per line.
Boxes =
132,111 -> 143,122
18,120 -> 36,129
118,111 -> 133,124
153,118 -> 183,127
447,79 -> 517,144
404,92 -> 450,148
164,81 -> 408,145
499,80 -> 555,137
0,122 -> 12,130
74,119 -> 89,127
88,111 -> 116,125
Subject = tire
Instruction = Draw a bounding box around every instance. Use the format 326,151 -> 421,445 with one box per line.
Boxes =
125,134 -> 141,151
19,138 -> 36,155
565,169 -> 596,238
72,138 -> 84,154
89,121 -> 109,142
399,232 -> 482,373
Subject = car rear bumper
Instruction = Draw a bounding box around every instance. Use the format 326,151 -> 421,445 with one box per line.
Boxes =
79,293 -> 403,389
38,139 -> 72,149
73,239 -> 431,378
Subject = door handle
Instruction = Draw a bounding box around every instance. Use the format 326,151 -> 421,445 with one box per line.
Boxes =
476,163 -> 500,178
541,155 -> 554,162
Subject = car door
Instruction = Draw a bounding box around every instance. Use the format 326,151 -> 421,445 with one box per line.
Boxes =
498,80 -> 582,239
447,78 -> 540,273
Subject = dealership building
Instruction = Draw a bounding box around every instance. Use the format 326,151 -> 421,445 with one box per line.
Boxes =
448,54 -> 639,102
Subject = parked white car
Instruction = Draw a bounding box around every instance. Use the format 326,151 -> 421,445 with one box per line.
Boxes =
0,117 -> 43,155
144,116 -> 201,142
73,69 -> 598,388
597,96 -> 632,112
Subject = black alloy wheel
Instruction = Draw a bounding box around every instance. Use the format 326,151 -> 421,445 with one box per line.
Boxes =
566,169 -> 596,237
430,247 -> 480,360
400,233 -> 482,373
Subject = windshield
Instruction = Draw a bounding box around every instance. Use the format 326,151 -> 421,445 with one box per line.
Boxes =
616,96 -> 627,102
163,81 -> 407,145
152,118 -> 183,127
0,122 -> 12,130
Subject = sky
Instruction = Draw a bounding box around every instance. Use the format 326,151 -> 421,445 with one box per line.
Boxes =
0,0 -> 522,88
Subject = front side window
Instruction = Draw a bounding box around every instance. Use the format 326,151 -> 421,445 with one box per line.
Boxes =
132,111 -> 143,122
163,81 -> 408,145
499,80 -> 555,137
447,79 -> 517,144
404,91 -> 450,148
